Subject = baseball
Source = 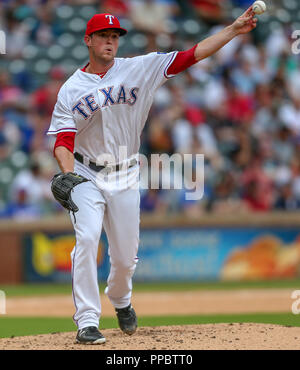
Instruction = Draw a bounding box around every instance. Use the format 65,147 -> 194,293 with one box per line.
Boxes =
252,1 -> 267,15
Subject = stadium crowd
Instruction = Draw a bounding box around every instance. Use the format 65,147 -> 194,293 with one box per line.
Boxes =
0,0 -> 300,219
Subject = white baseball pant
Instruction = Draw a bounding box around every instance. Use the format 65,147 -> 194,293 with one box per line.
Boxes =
70,160 -> 140,330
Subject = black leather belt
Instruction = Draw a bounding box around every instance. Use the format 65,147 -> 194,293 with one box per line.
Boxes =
74,152 -> 137,173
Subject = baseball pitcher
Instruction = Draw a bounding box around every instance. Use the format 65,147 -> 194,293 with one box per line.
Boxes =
48,8 -> 257,344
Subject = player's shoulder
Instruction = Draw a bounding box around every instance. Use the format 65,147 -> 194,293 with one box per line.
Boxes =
115,51 -> 174,65
145,51 -> 177,59
56,69 -> 82,97
114,55 -> 144,65
63,69 -> 83,86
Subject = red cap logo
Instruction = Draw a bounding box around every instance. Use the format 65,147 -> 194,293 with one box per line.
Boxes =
85,13 -> 127,36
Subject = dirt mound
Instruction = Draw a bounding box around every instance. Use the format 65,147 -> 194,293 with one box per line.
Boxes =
1,323 -> 300,350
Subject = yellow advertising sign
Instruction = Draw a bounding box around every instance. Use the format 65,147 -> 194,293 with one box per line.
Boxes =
32,233 -> 104,276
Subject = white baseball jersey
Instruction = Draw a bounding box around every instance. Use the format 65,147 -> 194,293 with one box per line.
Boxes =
47,51 -> 178,163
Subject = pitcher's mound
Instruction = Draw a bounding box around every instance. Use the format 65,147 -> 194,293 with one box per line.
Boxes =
1,323 -> 300,350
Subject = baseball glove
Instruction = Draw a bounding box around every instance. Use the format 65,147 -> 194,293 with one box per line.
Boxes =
51,172 -> 89,214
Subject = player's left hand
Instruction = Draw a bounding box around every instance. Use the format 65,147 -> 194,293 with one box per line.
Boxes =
232,6 -> 258,35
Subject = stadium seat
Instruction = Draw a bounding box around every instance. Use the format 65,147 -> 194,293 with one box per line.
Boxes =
34,59 -> 52,74
71,45 -> 89,61
164,19 -> 179,34
60,58 -> 81,74
9,151 -> 29,170
67,17 -> 87,33
275,8 -> 292,23
0,166 -> 14,185
57,33 -> 76,48
282,0 -> 298,11
130,33 -> 148,50
8,60 -> 26,74
56,5 -> 75,20
74,5 -> 97,20
22,44 -> 39,60
120,18 -> 133,34
47,45 -> 65,61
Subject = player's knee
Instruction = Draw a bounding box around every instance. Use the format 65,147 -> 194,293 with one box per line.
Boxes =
112,259 -> 137,274
76,232 -> 100,250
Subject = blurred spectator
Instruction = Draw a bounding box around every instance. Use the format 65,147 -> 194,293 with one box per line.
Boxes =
266,28 -> 290,58
189,0 -> 225,24
140,188 -> 167,213
288,69 -> 300,100
279,96 -> 300,135
274,183 -> 300,211
0,70 -> 25,109
0,116 -> 11,161
30,4 -> 63,46
206,171 -> 243,213
0,159 -> 55,220
1,188 -> 42,220
251,84 -> 280,137
10,0 -> 35,22
172,116 -> 194,154
30,66 -> 66,118
253,46 -> 274,85
130,0 -> 178,35
26,111 -> 52,153
231,0 -> 252,6
9,161 -> 52,206
241,157 -> 274,212
0,0 -> 300,219
231,58 -> 258,95
100,0 -> 130,18
272,126 -> 295,165
3,8 -> 30,58
225,83 -> 254,125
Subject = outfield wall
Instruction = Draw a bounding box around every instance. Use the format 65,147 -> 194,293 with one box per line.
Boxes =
1,213 -> 300,284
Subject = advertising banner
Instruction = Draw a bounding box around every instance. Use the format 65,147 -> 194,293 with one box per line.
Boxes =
135,228 -> 300,281
23,227 -> 300,282
23,232 -> 109,282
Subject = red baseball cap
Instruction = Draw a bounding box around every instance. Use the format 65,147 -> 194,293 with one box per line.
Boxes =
85,13 -> 127,37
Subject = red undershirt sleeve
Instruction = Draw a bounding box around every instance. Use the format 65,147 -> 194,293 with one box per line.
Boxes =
166,45 -> 198,77
53,132 -> 76,157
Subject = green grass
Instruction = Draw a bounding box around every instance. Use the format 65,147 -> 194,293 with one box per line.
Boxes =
0,317 -> 77,338
1,278 -> 300,297
0,312 -> 299,339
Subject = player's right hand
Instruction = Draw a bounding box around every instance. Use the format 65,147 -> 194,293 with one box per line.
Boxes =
51,172 -> 89,213
232,6 -> 258,35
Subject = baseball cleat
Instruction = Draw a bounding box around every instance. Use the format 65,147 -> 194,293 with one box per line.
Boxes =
76,326 -> 106,344
115,304 -> 138,335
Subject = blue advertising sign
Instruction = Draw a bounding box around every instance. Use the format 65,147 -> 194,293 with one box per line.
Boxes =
134,228 -> 300,281
23,227 -> 300,282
